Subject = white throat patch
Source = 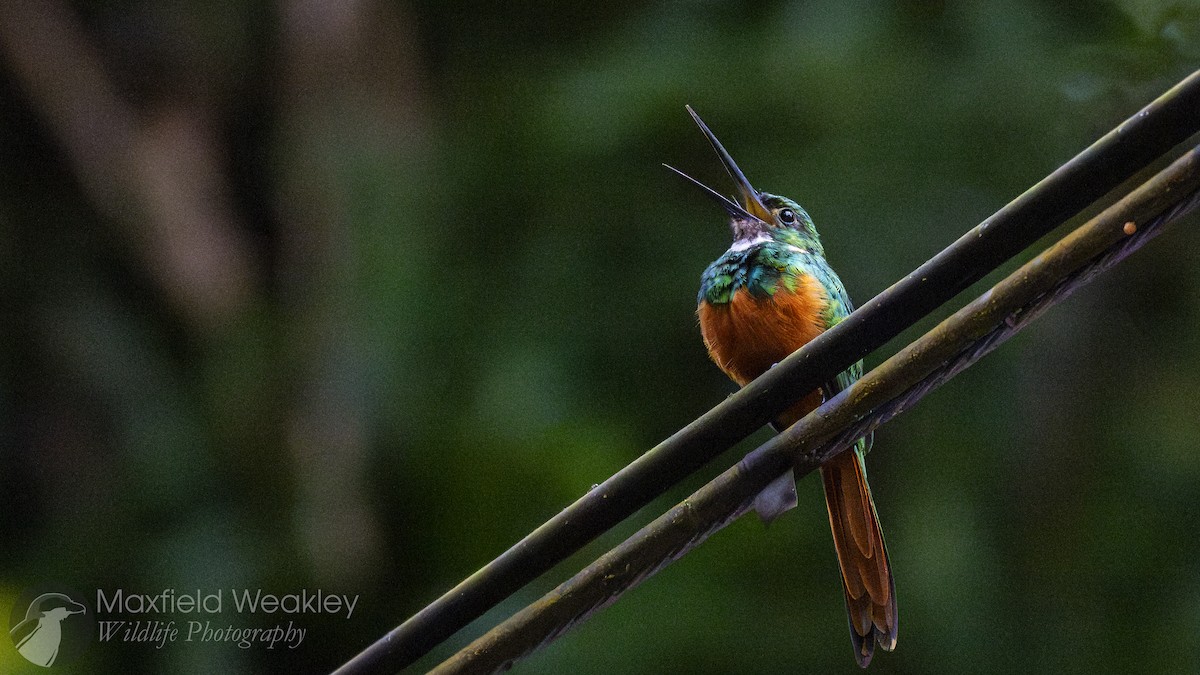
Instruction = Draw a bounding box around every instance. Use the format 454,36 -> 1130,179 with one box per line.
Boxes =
727,234 -> 808,255
728,233 -> 771,252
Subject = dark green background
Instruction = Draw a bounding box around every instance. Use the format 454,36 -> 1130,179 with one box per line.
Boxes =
2,1 -> 1198,673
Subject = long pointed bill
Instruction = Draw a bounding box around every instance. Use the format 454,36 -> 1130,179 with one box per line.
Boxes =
662,164 -> 761,222
685,105 -> 773,223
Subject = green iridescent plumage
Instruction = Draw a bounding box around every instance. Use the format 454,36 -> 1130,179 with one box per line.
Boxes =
698,193 -> 867,429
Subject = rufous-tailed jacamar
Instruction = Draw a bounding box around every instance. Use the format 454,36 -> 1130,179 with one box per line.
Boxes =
670,106 -> 896,667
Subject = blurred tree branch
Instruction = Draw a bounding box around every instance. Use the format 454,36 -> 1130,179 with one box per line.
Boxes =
274,0 -> 432,582
0,0 -> 430,592
333,69 -> 1200,675
432,144 -> 1200,673
0,0 -> 258,333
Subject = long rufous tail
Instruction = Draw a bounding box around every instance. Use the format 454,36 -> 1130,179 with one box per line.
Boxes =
820,448 -> 897,668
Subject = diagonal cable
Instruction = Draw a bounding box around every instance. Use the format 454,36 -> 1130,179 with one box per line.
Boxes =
332,70 -> 1200,675
432,145 -> 1200,673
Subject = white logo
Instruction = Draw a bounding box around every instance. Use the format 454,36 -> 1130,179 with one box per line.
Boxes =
9,593 -> 87,668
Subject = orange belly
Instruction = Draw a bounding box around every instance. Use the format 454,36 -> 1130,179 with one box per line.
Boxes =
698,275 -> 828,426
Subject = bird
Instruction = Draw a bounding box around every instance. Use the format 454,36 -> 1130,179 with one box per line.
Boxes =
9,592 -> 87,667
668,106 -> 896,667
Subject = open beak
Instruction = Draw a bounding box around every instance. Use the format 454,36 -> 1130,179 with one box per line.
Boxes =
684,105 -> 773,223
662,163 -> 762,222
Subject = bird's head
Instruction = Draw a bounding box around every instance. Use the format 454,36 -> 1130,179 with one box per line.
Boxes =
667,106 -> 822,253
25,593 -> 87,622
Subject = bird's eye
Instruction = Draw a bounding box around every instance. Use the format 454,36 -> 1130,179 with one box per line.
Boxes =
778,209 -> 797,225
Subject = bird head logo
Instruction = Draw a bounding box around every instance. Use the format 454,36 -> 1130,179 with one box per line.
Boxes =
9,592 -> 89,668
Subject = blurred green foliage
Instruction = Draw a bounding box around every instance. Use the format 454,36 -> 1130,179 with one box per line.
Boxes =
1,0 -> 1198,673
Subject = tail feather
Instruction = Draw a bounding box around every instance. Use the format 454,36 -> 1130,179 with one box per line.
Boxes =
820,448 -> 896,668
